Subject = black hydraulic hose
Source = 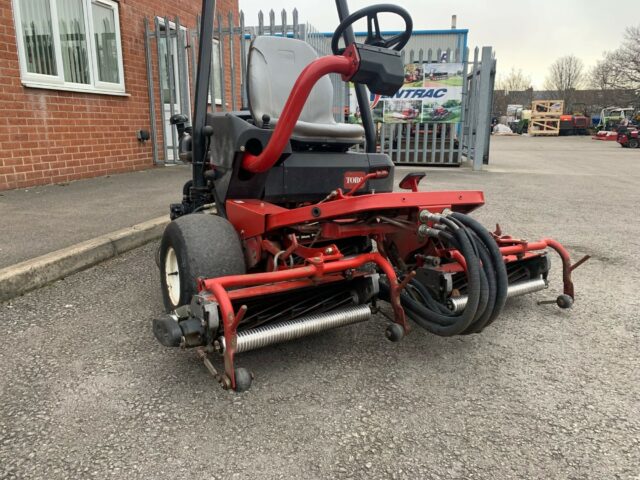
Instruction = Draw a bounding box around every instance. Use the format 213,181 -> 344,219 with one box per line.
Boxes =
424,228 -> 491,325
466,239 -> 491,331
450,212 -> 508,328
408,278 -> 452,315
397,226 -> 483,336
461,230 -> 496,334
378,211 -> 507,337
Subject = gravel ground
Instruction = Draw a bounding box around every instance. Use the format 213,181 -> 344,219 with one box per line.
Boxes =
1,136 -> 639,479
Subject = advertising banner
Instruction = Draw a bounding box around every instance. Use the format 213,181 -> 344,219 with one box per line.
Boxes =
348,62 -> 464,124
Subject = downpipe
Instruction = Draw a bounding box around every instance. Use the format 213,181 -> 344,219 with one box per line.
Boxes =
447,277 -> 548,313
218,304 -> 373,354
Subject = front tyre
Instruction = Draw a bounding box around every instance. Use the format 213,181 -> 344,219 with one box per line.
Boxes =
159,214 -> 246,312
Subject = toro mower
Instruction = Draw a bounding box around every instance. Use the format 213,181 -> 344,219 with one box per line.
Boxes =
153,0 -> 586,392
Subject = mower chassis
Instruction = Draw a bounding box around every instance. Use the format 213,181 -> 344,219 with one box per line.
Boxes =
190,191 -> 581,390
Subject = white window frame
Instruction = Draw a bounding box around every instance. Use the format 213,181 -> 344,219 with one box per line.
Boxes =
12,0 -> 126,95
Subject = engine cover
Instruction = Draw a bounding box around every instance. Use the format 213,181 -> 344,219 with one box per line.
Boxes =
261,151 -> 394,203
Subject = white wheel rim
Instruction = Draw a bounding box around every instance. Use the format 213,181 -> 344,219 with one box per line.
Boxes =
164,247 -> 181,306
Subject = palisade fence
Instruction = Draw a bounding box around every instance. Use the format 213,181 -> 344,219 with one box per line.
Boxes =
143,8 -> 494,169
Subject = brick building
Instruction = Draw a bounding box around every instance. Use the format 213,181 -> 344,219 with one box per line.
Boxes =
0,0 -> 239,191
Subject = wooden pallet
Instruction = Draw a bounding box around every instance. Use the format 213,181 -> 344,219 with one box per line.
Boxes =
529,100 -> 563,136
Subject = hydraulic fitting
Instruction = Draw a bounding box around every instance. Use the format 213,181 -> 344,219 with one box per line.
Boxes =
419,209 -> 443,224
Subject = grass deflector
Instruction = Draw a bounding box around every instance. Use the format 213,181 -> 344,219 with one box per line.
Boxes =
153,0 -> 585,392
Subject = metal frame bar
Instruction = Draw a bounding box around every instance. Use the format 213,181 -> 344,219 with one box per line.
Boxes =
192,0 -> 216,194
228,11 -> 237,111
164,16 -> 179,163
217,15 -> 227,111
154,16 -> 168,164
143,18 -> 159,165
456,46 -> 469,162
239,11 -> 247,109
175,16 -> 190,122
473,46 -> 494,170
335,0 -> 376,153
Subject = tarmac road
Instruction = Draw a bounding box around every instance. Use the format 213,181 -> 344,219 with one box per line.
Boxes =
1,136 -> 639,479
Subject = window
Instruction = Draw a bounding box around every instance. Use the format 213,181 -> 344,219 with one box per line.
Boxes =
12,0 -> 125,94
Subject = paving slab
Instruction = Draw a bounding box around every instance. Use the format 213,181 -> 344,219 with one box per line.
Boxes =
0,165 -> 191,268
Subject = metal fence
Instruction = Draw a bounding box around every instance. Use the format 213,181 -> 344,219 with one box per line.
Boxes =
461,46 -> 496,170
372,46 -> 468,166
143,8 -> 495,169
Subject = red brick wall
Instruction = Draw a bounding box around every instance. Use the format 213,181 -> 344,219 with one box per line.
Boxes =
0,0 -> 240,191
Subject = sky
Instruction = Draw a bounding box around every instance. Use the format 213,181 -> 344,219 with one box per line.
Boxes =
238,0 -> 637,89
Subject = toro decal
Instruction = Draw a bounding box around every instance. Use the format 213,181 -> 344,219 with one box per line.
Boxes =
343,171 -> 366,189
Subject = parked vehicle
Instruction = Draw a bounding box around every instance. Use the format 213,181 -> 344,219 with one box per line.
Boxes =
559,114 -> 590,135
597,107 -> 636,131
617,127 -> 639,148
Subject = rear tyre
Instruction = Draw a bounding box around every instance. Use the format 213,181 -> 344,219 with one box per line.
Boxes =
159,214 -> 246,312
629,138 -> 639,149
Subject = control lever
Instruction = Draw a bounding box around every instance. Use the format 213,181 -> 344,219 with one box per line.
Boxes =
170,113 -> 193,162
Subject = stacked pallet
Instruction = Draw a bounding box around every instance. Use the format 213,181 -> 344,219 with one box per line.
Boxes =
529,100 -> 564,136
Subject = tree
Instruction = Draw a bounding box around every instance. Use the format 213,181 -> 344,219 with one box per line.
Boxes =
544,55 -> 585,92
544,55 -> 585,110
605,25 -> 640,90
495,67 -> 532,92
589,54 -> 618,90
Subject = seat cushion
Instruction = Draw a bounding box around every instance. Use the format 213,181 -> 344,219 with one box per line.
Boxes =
286,119 -> 366,143
247,36 -> 364,145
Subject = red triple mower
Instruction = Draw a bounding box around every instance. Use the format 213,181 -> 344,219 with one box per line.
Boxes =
154,0 -> 586,392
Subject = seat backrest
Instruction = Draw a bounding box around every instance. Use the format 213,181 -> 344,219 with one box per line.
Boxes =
247,36 -> 337,128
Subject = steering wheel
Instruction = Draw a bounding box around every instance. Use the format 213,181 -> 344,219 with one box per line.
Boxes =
331,4 -> 413,55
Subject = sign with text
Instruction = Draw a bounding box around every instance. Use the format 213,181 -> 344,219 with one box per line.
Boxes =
347,63 -> 464,124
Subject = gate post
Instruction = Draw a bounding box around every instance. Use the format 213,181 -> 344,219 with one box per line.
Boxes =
472,46 -> 494,171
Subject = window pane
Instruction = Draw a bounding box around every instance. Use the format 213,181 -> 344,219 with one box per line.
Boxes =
92,2 -> 119,83
212,40 -> 221,100
158,32 -> 171,103
57,0 -> 90,84
18,0 -> 57,76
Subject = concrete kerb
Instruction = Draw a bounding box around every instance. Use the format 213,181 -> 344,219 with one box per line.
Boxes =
0,216 -> 169,302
